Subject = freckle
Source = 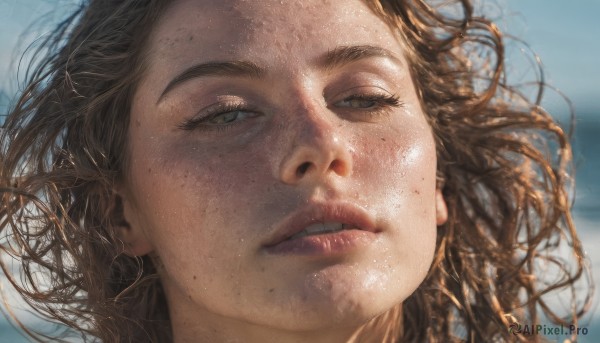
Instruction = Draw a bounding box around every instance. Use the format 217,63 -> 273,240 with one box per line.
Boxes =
413,189 -> 420,194
148,168 -> 152,173
136,120 -> 141,127
261,267 -> 265,272
269,288 -> 274,293
193,275 -> 197,280
422,177 -> 425,181
189,35 -> 193,41
381,137 -> 386,141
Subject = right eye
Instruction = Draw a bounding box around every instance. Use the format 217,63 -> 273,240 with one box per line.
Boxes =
205,110 -> 252,125
178,103 -> 260,132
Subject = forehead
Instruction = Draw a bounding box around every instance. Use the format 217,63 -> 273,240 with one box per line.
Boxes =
146,0 -> 401,68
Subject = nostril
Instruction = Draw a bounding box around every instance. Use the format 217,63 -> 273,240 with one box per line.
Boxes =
330,160 -> 342,174
296,162 -> 312,177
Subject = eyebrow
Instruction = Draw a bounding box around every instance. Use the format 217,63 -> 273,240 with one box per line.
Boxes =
157,45 -> 401,104
319,45 -> 403,71
157,61 -> 265,103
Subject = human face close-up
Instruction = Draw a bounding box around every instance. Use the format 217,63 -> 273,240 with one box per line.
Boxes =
122,0 -> 447,341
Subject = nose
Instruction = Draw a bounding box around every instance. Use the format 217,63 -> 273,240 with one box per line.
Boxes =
279,108 -> 353,185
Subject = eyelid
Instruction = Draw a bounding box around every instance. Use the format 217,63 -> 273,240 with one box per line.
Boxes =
177,101 -> 258,131
328,85 -> 396,102
329,85 -> 403,108
335,93 -> 401,107
326,85 -> 404,123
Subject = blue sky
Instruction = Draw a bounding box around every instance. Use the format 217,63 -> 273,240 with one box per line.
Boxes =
506,0 -> 600,115
1,0 -> 599,117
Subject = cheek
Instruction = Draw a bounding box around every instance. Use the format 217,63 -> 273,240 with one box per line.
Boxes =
126,136 -> 272,257
351,124 -> 438,274
352,124 -> 438,202
125,137 -> 280,301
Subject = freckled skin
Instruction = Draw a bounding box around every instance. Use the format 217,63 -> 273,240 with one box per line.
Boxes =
122,0 -> 446,342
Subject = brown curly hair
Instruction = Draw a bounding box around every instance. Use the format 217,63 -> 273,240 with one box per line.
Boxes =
0,0 -> 591,342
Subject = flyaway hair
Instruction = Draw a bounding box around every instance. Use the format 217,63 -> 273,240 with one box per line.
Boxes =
0,0 -> 591,342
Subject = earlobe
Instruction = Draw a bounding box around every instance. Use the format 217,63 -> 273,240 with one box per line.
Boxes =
435,189 -> 448,226
111,192 -> 154,257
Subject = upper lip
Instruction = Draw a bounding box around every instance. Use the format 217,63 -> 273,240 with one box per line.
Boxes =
262,201 -> 378,247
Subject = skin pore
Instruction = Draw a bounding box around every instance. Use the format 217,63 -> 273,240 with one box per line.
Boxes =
118,0 -> 448,342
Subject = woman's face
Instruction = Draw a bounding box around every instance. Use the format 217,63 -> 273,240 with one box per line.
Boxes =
124,0 -> 446,340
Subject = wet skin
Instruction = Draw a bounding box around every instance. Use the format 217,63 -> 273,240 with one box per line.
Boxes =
120,0 -> 447,342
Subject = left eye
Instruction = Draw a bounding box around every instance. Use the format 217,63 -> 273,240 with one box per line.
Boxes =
336,98 -> 378,108
333,93 -> 401,110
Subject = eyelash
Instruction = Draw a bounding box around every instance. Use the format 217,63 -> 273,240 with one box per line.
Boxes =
329,92 -> 404,123
178,93 -> 403,132
335,93 -> 402,111
178,103 -> 256,132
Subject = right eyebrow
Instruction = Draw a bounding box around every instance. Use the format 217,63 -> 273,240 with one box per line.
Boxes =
157,60 -> 266,104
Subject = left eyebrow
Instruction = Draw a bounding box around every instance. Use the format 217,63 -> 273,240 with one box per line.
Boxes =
157,60 -> 266,104
318,45 -> 403,71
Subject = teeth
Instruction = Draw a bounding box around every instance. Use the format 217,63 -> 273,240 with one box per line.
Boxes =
289,222 -> 346,240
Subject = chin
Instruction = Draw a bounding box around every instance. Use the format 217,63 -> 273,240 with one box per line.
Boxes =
277,264 -> 409,330
276,293 -> 400,335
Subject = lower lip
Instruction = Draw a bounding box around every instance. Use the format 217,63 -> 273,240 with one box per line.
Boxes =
264,230 -> 378,256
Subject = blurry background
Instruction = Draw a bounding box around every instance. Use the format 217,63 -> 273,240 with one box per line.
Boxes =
1,0 -> 599,341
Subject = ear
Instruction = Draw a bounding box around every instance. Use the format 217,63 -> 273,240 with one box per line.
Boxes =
111,189 -> 154,257
435,188 -> 448,226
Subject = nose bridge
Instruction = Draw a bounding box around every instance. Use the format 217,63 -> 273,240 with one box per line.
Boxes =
294,97 -> 335,146
278,92 -> 353,185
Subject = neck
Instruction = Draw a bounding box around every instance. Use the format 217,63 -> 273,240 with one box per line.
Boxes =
169,306 -> 359,343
